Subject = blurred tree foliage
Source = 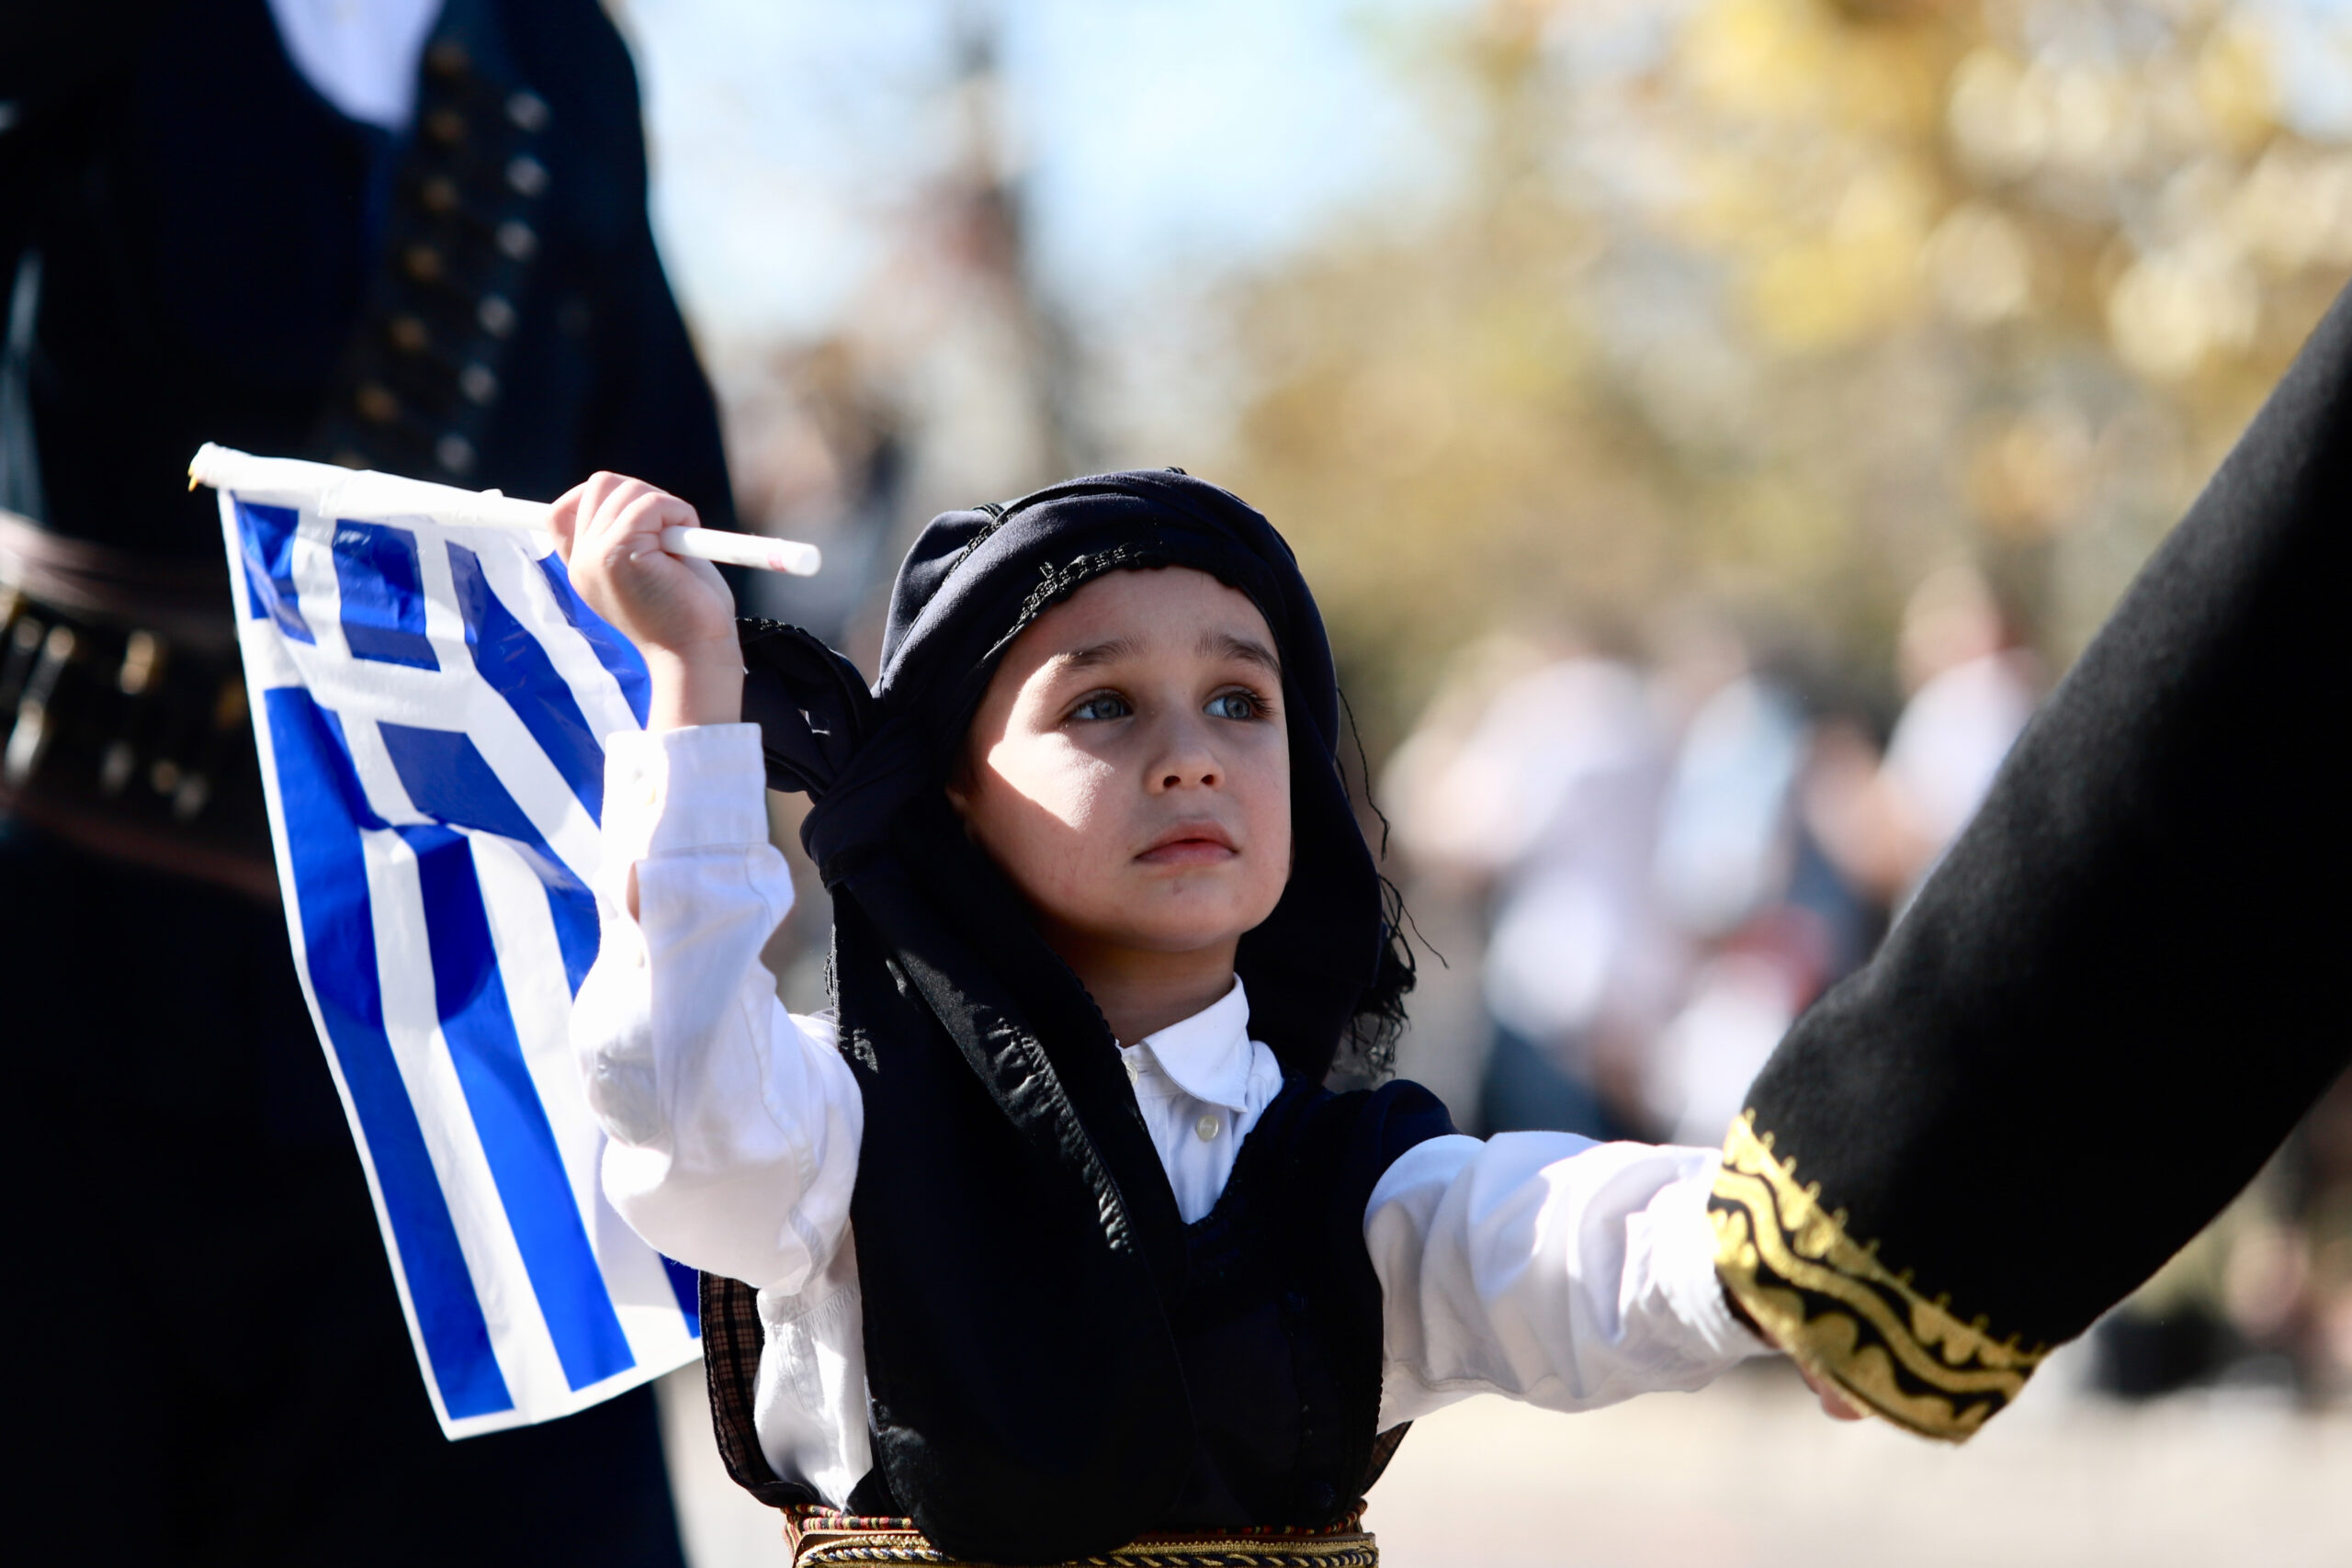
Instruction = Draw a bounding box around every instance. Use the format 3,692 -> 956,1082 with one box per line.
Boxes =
1220,0 -> 2352,746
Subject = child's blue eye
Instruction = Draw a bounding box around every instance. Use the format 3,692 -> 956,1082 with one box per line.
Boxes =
1205,691 -> 1261,721
1070,694 -> 1132,722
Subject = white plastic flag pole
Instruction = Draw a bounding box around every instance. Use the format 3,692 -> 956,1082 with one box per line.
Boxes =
187,443 -> 822,576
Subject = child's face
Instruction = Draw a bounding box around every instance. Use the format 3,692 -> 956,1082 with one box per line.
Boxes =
948,567 -> 1293,970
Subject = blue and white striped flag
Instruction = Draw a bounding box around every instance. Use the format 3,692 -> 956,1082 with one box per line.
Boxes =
208,452 -> 699,1438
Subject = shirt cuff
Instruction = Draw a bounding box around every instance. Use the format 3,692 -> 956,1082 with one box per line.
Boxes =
601,724 -> 772,871
1654,1156 -> 1770,1363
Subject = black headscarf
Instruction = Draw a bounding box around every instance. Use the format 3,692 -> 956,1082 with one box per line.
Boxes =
709,471 -> 1411,1562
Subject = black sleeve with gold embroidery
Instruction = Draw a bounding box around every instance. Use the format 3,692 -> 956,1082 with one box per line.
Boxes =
1712,281 -> 2352,1441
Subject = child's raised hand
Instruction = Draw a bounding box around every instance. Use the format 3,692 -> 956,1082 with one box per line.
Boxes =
551,472 -> 743,729
551,472 -> 733,653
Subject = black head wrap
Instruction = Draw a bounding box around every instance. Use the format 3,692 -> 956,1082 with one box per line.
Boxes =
703,471 -> 1412,1562
760,468 -> 1401,1075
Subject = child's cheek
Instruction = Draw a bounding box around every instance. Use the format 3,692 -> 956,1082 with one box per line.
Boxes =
1058,757 -> 1121,826
1006,739 -> 1116,830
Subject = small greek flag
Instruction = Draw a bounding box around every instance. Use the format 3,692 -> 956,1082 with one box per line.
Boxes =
207,450 -> 698,1438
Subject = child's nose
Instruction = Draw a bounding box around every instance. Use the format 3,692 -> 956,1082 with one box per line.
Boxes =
1148,715 -> 1221,792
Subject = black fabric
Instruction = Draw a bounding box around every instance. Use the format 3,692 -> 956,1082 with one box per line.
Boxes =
1163,1077 -> 1453,1529
0,0 -> 734,560
0,4 -> 727,1555
1721,280 -> 2352,1353
731,473 -> 1422,1562
0,826 -> 684,1565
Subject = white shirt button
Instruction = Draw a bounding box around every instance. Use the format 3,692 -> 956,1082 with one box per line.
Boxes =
1195,1114 -> 1221,1142
638,776 -> 660,807
628,940 -> 647,968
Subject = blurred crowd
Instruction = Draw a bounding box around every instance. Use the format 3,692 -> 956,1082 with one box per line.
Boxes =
1382,560 -> 2352,1408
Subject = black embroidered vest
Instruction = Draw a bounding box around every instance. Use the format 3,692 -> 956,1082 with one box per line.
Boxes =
1159,1076 -> 1448,1527
700,1071 -> 1453,1557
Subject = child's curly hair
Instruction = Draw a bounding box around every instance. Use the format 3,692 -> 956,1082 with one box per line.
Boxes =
1331,687 -> 1417,1087
1334,878 -> 1416,1086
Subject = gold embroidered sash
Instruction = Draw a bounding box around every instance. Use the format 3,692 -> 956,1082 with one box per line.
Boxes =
784,1508 -> 1379,1567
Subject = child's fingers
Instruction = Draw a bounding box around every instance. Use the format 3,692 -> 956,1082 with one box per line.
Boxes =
611,486 -> 700,556
608,488 -> 730,615
582,475 -> 673,560
560,476 -> 729,645
547,480 -> 594,561
577,472 -> 645,555
557,474 -> 663,627
1795,1362 -> 1865,1421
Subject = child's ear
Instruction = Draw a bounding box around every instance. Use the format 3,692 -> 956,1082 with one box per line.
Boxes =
943,743 -> 977,820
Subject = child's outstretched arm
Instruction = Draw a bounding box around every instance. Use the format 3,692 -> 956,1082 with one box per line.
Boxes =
1366,1131 -> 1768,1424
555,476 -> 864,1297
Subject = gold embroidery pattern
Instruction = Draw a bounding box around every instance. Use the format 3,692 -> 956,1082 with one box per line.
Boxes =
1710,1112 -> 2047,1442
784,1511 -> 1377,1568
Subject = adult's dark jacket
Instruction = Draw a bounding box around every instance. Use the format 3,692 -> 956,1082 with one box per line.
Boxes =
1710,281 -> 2352,1440
0,4 -> 729,1562
1,0 -> 731,560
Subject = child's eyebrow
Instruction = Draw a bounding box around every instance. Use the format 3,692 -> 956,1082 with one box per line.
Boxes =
1047,632 -> 1280,675
1055,637 -> 1141,670
1202,631 -> 1282,675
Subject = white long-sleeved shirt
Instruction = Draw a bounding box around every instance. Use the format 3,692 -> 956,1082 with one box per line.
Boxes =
575,724 -> 1763,1506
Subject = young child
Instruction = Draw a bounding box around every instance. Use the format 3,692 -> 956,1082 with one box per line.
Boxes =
556,468 -> 1776,1565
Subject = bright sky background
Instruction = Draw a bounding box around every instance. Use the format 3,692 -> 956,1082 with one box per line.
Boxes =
617,0 -> 2352,360
619,0 -> 1465,345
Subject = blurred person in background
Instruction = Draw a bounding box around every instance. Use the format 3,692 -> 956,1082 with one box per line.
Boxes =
2290,1073 -> 2352,1403
1387,616 -> 1884,1147
1644,633 -> 1880,1149
1385,629 -> 1679,1139
719,338 -> 907,656
2,3 -> 729,1561
1806,563 -> 2040,908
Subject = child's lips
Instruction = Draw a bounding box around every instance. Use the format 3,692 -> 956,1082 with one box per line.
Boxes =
1136,823 -> 1238,865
